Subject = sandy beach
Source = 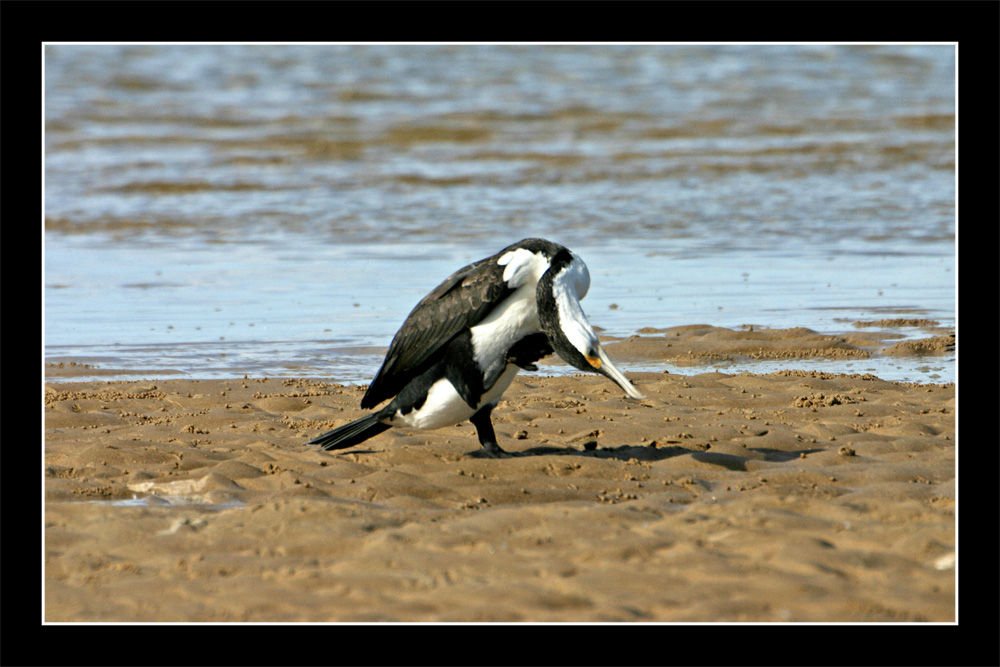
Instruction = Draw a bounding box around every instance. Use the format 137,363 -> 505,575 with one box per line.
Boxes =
44,326 -> 955,623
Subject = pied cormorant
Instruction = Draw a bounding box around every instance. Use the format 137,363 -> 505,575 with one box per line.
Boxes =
305,238 -> 644,457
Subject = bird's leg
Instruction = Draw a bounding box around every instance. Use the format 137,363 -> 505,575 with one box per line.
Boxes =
506,332 -> 554,371
469,404 -> 511,458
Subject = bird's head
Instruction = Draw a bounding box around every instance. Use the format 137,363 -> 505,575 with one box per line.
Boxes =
536,249 -> 645,400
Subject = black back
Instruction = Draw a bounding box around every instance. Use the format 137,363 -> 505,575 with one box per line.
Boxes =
360,238 -> 565,409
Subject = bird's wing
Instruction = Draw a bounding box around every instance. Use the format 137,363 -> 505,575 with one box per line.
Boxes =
360,254 -> 513,409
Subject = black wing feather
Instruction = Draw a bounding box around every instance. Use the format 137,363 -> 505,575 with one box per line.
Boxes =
360,253 -> 512,409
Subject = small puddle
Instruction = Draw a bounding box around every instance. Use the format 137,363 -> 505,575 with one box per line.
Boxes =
99,494 -> 244,510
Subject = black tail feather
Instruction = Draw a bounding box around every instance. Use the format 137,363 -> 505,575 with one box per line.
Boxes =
306,413 -> 391,451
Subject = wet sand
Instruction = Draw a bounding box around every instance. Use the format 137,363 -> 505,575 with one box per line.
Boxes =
44,327 -> 955,622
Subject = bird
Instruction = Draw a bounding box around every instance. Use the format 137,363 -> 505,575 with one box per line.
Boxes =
304,238 -> 644,457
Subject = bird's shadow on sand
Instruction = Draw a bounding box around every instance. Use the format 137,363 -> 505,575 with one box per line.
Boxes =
466,444 -> 827,466
327,444 -> 826,467
465,443 -> 690,463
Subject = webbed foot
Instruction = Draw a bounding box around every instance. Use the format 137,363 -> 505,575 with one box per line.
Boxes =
472,441 -> 516,458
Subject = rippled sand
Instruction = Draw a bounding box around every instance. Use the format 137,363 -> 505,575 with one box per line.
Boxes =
45,330 -> 954,622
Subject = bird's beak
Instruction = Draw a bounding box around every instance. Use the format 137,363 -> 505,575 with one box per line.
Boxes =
591,345 -> 645,399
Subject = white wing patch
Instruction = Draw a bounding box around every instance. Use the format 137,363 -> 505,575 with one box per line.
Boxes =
498,248 -> 549,288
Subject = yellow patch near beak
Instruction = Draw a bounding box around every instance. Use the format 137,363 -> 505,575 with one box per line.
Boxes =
585,354 -> 602,369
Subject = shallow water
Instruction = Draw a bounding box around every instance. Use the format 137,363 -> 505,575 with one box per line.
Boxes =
44,44 -> 956,384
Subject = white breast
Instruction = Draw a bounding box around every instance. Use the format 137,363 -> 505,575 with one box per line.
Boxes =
551,253 -> 598,354
389,365 -> 521,431
390,379 -> 474,430
468,286 -> 540,371
468,249 -> 551,371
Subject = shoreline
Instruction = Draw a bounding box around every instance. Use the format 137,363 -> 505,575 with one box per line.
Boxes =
44,323 -> 956,385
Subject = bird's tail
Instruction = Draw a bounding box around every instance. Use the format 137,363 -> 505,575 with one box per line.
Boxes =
305,413 -> 391,451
